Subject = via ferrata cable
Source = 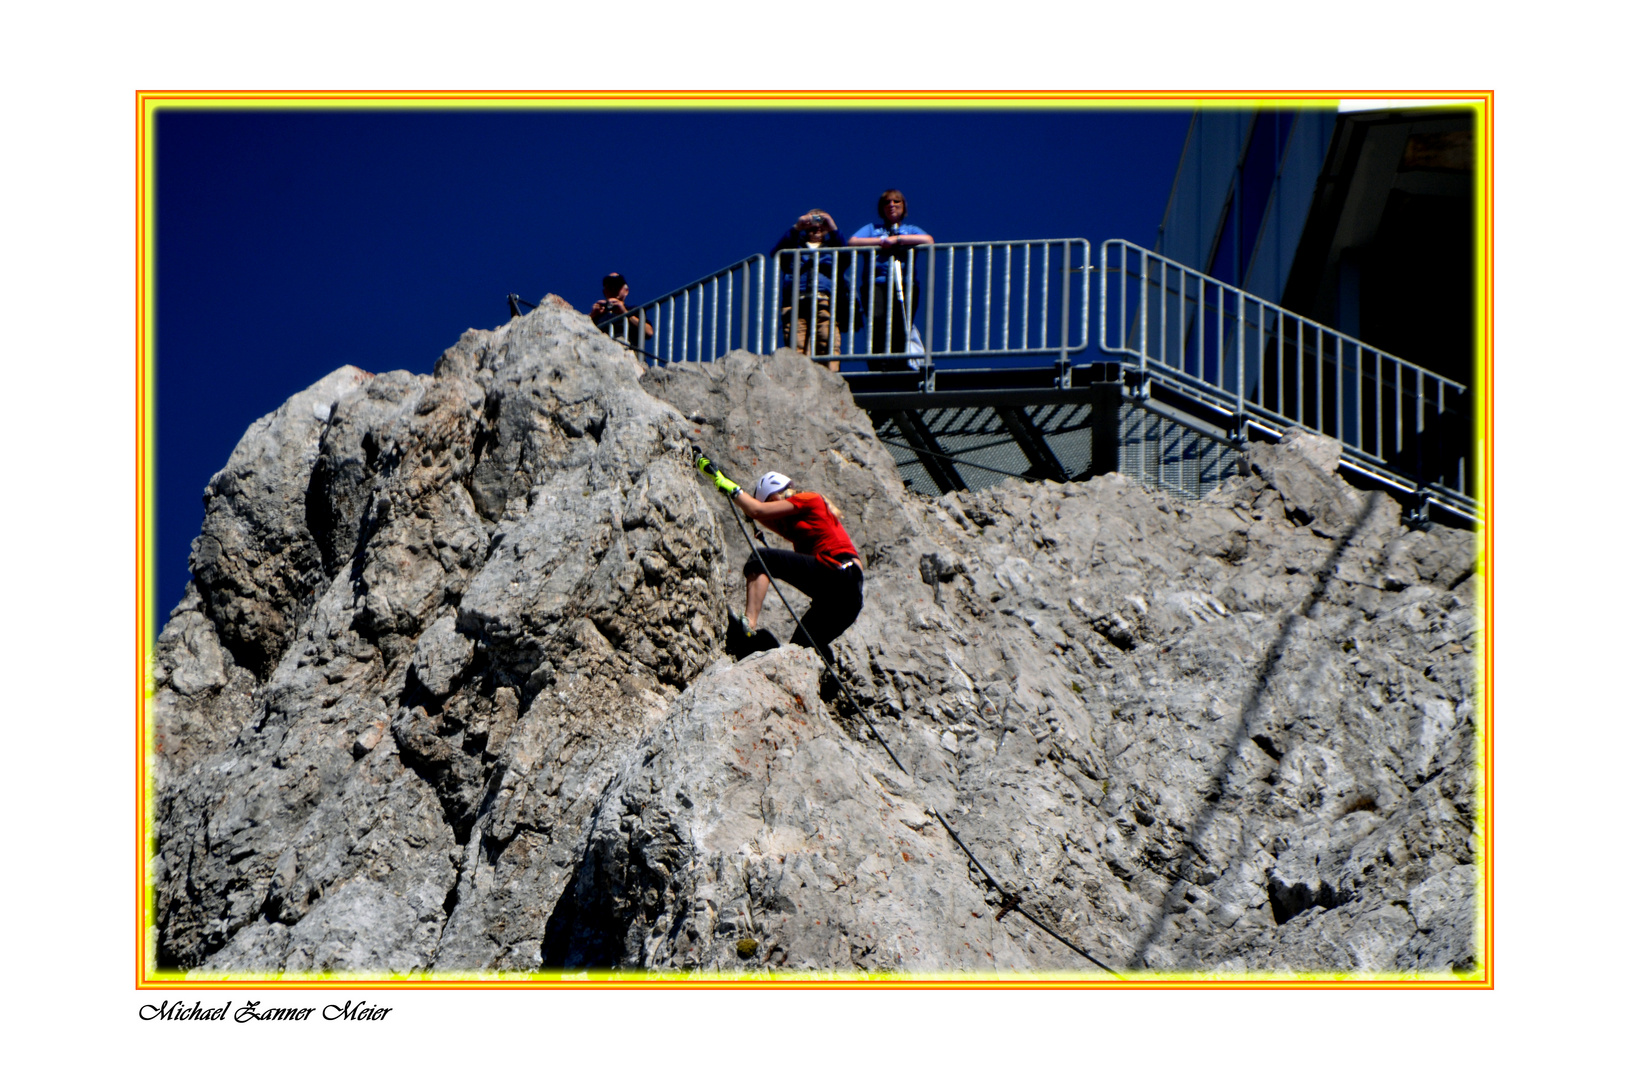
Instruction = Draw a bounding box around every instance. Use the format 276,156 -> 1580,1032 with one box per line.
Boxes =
695,449 -> 1121,977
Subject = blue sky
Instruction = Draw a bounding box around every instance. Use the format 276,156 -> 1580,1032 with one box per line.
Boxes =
155,107 -> 1197,630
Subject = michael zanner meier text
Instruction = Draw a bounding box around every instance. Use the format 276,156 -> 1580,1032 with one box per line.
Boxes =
139,1000 -> 393,1022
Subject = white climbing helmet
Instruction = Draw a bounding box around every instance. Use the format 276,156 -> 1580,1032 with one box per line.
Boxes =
753,471 -> 792,502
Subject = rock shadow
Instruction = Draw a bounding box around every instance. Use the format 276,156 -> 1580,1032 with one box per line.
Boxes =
1128,490 -> 1383,968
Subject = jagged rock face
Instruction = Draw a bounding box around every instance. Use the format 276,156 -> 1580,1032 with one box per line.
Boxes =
189,366 -> 375,678
829,441 -> 1481,972
150,310 -> 1483,976
542,647 -> 1088,970
151,299 -> 726,971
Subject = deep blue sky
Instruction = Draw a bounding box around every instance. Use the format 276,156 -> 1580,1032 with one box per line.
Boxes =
155,108 -> 1195,633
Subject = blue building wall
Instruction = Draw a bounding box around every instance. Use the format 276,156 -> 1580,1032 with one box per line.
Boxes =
1155,108 -> 1339,305
1154,112 -> 1245,274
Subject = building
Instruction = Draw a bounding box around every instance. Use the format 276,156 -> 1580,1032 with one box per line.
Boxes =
1156,102 -> 1476,387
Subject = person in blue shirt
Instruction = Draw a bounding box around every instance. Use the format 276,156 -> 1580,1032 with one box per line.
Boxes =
847,189 -> 934,371
770,209 -> 849,372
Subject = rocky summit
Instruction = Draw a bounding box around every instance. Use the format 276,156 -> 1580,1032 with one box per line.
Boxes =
149,297 -> 1483,976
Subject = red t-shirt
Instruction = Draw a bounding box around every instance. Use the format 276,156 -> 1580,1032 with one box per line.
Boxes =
766,491 -> 859,567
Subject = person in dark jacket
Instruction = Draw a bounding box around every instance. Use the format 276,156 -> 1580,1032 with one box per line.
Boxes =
770,210 -> 849,371
589,271 -> 655,349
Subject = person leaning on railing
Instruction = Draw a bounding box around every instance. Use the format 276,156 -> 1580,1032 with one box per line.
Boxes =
589,271 -> 655,347
770,210 -> 850,373
846,189 -> 933,372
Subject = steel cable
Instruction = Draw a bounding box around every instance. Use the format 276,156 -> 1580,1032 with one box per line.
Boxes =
699,453 -> 1120,977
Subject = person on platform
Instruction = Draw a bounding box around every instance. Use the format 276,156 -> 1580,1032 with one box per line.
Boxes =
770,210 -> 849,372
846,189 -> 933,371
589,272 -> 655,350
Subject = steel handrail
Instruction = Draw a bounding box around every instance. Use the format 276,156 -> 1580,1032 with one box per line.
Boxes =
595,253 -> 769,365
1097,238 -> 1476,517
528,234 -> 1478,517
591,239 -> 1093,376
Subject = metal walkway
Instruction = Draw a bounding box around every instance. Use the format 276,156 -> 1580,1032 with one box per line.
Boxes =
861,381 -> 1243,508
516,238 -> 1477,524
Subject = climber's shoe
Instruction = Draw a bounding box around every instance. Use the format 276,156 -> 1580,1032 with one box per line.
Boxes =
726,612 -> 780,660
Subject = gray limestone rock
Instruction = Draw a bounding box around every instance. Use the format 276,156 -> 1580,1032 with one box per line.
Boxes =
151,303 -> 1483,976
409,614 -> 475,698
190,365 -> 374,676
543,647 -> 1087,971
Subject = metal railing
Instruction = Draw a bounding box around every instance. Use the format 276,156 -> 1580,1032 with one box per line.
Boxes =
835,239 -> 1092,387
767,243 -> 856,364
915,239 -> 1091,390
515,235 -> 1478,518
592,254 -> 769,364
1097,239 -> 1476,519
592,239 -> 1092,388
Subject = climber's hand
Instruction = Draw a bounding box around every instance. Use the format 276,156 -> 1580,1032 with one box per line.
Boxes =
695,454 -> 740,496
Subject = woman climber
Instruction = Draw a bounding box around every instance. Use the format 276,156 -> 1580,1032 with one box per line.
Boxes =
695,457 -> 865,664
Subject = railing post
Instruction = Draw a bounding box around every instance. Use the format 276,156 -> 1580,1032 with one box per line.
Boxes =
1057,240 -> 1072,389
1097,242 -> 1107,355
743,261 -> 752,355
1414,367 -> 1425,497
865,248 -> 877,360
1235,286 -> 1246,433
841,249 -> 856,361
885,254 -> 897,360
981,242 -> 993,351
768,257 -> 780,356
1081,239 -> 1092,359
791,250 -> 803,355
710,273 -> 720,362
1138,245 -> 1149,380
1106,243 -> 1118,359
732,265 -> 742,356
922,244 -> 935,392
754,256 -> 765,355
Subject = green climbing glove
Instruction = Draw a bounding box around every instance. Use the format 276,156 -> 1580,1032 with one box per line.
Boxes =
695,454 -> 740,497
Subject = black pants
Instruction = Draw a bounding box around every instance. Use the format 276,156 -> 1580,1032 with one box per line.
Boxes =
865,282 -> 921,372
745,548 -> 864,662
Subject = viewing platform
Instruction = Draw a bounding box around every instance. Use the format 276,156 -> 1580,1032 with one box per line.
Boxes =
514,237 -> 1476,526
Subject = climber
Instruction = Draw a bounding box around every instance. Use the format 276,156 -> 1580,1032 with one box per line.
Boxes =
696,456 -> 865,664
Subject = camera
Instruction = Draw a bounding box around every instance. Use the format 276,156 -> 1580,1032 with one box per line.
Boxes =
807,214 -> 826,229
